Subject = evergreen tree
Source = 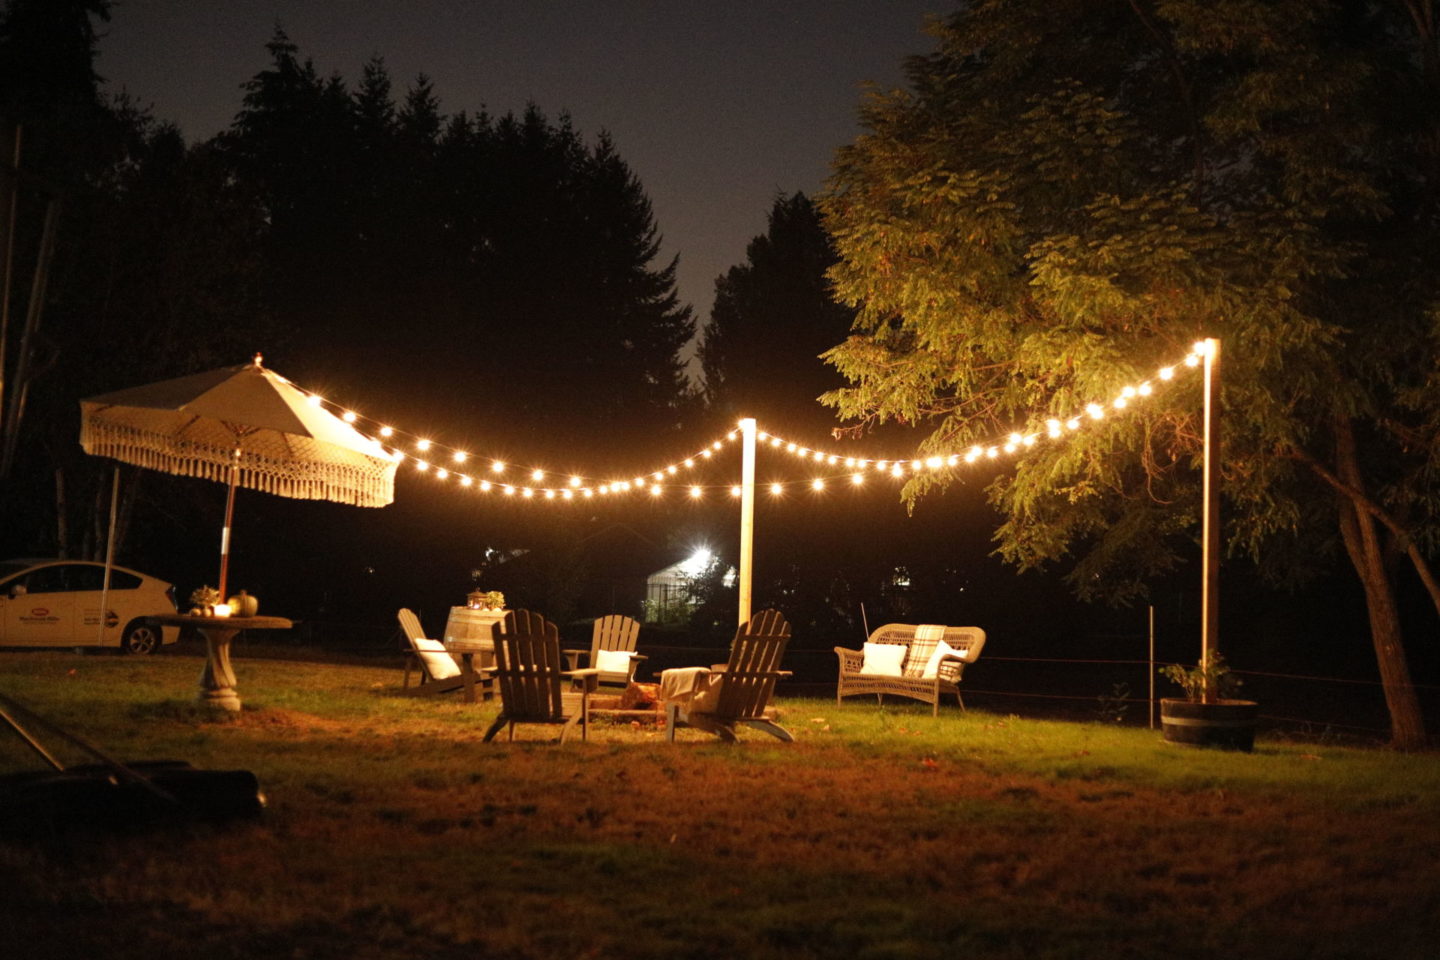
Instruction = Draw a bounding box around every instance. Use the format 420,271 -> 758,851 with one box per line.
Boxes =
699,192 -> 855,436
820,0 -> 1440,746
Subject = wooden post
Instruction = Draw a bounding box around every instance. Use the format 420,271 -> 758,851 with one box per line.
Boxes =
0,125 -> 20,443
1200,338 -> 1221,702
738,417 -> 756,627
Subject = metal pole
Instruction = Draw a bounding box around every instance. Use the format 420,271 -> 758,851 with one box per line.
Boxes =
738,417 -> 756,626
97,466 -> 119,645
1148,603 -> 1155,729
1200,337 -> 1221,702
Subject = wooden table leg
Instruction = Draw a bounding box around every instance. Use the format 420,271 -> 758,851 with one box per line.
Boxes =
461,653 -> 477,704
197,626 -> 242,711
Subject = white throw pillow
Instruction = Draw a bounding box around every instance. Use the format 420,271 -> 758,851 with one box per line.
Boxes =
413,637 -> 462,680
595,648 -> 634,675
921,640 -> 963,680
858,642 -> 906,677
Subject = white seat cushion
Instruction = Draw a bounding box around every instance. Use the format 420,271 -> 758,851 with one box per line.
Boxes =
858,642 -> 906,677
594,648 -> 634,675
413,637 -> 462,680
921,640 -> 963,680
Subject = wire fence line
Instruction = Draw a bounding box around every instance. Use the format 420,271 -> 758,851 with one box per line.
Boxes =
263,620 -> 1436,739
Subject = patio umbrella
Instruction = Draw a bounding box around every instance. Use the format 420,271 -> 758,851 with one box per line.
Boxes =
79,354 -> 397,599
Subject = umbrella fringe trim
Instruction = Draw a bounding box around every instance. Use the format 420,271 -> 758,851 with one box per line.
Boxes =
80,418 -> 395,508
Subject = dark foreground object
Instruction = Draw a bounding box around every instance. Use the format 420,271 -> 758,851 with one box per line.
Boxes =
1160,698 -> 1260,752
0,692 -> 265,839
0,761 -> 264,839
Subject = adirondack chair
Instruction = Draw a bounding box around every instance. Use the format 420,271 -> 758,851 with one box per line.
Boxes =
663,609 -> 794,743
483,609 -> 600,743
397,608 -> 467,697
563,614 -> 646,686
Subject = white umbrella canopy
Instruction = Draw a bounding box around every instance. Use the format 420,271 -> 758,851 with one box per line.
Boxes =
79,354 -> 397,598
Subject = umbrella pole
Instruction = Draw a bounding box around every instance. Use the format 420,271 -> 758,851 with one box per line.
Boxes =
218,449 -> 239,601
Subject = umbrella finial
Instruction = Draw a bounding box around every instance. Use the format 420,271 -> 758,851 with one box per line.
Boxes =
252,353 -> 264,368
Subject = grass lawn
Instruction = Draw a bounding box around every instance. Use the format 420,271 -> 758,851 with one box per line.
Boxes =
2,649 -> 1438,960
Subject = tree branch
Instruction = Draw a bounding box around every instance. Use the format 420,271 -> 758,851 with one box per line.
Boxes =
1284,441 -> 1440,624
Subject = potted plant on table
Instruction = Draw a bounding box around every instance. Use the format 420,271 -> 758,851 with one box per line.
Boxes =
1158,652 -> 1259,752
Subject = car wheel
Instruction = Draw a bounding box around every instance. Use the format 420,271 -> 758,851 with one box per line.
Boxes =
120,621 -> 160,655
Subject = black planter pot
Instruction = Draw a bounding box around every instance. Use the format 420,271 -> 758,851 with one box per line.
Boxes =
1159,698 -> 1259,752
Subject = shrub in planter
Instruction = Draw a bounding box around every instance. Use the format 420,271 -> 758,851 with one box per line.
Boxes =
1159,652 -> 1259,752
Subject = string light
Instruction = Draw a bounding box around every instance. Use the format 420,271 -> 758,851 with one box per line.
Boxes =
277,342 -> 1208,504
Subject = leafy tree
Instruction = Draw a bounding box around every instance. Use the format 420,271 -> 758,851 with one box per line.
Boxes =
699,192 -> 855,436
820,0 -> 1440,746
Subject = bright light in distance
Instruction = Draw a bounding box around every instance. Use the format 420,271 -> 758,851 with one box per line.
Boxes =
680,547 -> 713,577
342,411 -> 357,423
544,489 -> 556,499
769,482 -> 783,495
531,468 -> 544,482
689,485 -> 702,498
453,451 -> 467,463
650,485 -> 663,497
415,460 -> 429,472
436,468 -> 449,479
379,426 -> 394,437
491,461 -> 505,473
730,485 -> 742,497
891,464 -> 904,477
569,476 -> 582,487
460,475 -> 472,486
522,488 -> 534,498
851,473 -> 864,485
306,394 -> 323,407
1086,403 -> 1105,419
1138,382 -> 1152,396
811,478 -> 825,491
1159,367 -> 1175,380
416,439 -> 431,451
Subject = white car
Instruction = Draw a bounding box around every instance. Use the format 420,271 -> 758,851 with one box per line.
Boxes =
0,559 -> 180,654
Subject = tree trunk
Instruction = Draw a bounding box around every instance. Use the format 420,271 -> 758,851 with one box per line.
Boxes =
54,468 -> 68,558
1333,417 -> 1427,749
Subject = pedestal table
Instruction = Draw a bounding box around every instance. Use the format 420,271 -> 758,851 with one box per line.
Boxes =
147,614 -> 293,712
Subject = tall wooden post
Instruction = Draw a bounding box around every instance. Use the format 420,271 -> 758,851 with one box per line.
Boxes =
738,417 -> 756,626
1200,338 -> 1221,702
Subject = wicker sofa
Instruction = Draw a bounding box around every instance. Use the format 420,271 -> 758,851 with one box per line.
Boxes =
834,623 -> 986,715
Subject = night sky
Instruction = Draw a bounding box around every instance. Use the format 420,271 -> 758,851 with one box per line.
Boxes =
95,0 -> 943,332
